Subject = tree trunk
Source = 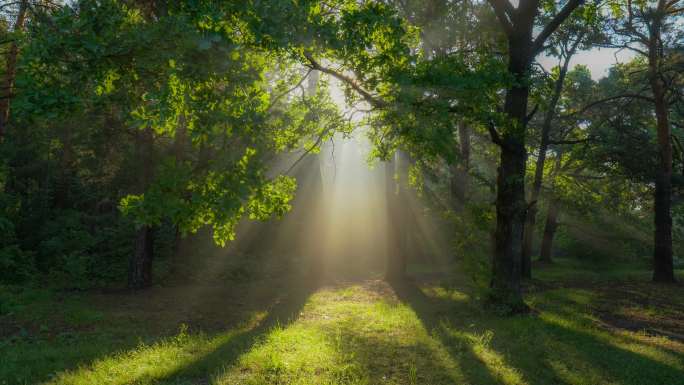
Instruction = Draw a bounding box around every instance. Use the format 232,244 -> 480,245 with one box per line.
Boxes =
539,198 -> 559,262
648,14 -> 675,283
385,151 -> 407,280
521,52 -> 572,278
305,69 -> 326,280
54,126 -> 74,209
451,121 -> 470,209
490,36 -> 531,311
128,128 -> 156,289
171,110 -> 188,256
129,225 -> 155,289
0,0 -> 28,140
652,90 -> 674,282
491,145 -> 527,309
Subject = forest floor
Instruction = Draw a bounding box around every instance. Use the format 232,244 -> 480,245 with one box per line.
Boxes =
1,258 -> 683,385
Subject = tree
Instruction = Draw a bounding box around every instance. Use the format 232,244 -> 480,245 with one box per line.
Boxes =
485,0 -> 584,309
13,0 -> 345,288
535,64 -> 597,261
385,151 -> 409,280
0,0 -> 28,141
605,0 -> 683,282
300,0 -> 588,308
390,0 -> 496,209
521,8 -> 603,276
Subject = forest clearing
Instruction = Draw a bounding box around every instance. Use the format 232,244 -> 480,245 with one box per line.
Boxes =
3,254 -> 684,384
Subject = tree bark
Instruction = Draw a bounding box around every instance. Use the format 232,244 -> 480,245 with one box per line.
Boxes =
0,0 -> 28,141
648,12 -> 675,282
129,225 -> 154,289
490,35 -> 530,310
539,197 -> 559,262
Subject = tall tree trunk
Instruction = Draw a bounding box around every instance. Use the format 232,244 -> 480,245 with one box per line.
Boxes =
652,95 -> 674,283
385,151 -> 407,280
0,0 -> 28,141
451,121 -> 470,209
651,57 -> 675,282
54,126 -> 74,209
521,49 -> 574,278
479,0 -> 582,310
171,110 -> 188,257
128,128 -> 156,289
539,151 -> 564,262
490,35 -> 531,311
539,197 -> 559,262
305,69 -> 326,280
129,225 -> 155,289
649,16 -> 675,282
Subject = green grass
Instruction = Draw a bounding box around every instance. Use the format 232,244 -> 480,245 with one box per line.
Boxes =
1,260 -> 683,385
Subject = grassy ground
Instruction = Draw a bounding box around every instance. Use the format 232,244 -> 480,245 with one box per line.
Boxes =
1,259 -> 683,385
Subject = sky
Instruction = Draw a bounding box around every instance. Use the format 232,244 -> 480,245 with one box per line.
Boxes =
537,47 -> 636,80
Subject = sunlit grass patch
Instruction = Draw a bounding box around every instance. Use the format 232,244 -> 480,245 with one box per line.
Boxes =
215,320 -> 367,385
42,312 -> 267,385
217,284 -> 464,385
420,285 -> 470,302
439,326 -> 527,385
47,331 -> 223,385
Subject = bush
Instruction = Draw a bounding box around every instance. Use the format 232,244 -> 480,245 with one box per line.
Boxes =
0,217 -> 36,284
451,201 -> 494,290
37,210 -> 96,288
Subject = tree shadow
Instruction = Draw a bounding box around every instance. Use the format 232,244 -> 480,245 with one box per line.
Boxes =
150,277 -> 318,384
390,276 -> 684,385
321,319 -> 465,384
529,317 -> 683,384
19,272 -> 683,385
511,292 -> 684,384
207,278 -> 482,384
389,277 -> 514,385
22,271 -> 318,385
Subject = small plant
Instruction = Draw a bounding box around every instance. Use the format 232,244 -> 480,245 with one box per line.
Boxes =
408,364 -> 418,385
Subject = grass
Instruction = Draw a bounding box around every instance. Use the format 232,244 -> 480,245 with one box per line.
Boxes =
1,259 -> 683,385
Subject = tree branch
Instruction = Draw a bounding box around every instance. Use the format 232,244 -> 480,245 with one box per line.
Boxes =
561,93 -> 656,118
487,0 -> 515,37
548,137 -> 594,145
487,119 -> 504,147
532,0 -> 584,55
303,52 -> 387,109
525,103 -> 539,124
266,69 -> 312,112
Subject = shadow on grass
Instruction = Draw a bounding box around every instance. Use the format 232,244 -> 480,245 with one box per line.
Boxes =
390,277 -> 684,385
19,272 -> 683,385
19,273 -> 318,385
389,278 -> 512,385
322,319 -> 464,384
1,328 -> 148,385
151,277 -> 318,384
